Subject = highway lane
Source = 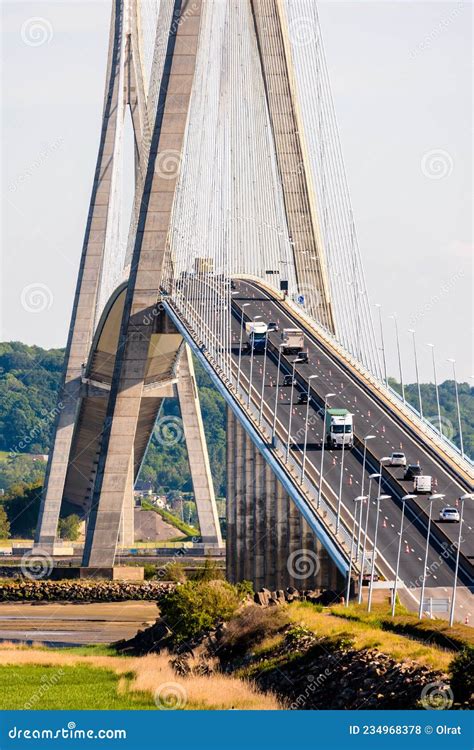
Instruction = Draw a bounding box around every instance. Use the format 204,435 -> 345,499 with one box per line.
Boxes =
229,279 -> 473,600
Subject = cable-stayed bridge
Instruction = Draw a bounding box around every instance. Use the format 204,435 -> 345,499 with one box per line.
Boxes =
34,0 -> 473,621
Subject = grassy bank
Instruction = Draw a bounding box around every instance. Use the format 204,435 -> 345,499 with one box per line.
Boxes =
0,645 -> 281,710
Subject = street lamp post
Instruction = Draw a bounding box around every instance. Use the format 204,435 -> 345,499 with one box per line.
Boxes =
247,316 -> 261,408
392,494 -> 417,616
272,345 -> 284,446
419,494 -> 445,620
286,357 -> 305,463
449,493 -> 473,627
317,393 -> 336,509
409,329 -> 423,418
427,343 -> 442,437
236,303 -> 250,392
356,435 -> 375,561
375,304 -> 388,386
367,493 -> 391,612
301,375 -> 318,484
390,314 -> 405,403
447,359 -> 464,455
259,335 -> 269,425
358,472 -> 380,603
345,496 -> 366,606
336,433 -> 347,534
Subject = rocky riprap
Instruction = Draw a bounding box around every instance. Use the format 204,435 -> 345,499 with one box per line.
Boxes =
0,579 -> 174,602
254,586 -> 342,607
249,625 -> 451,710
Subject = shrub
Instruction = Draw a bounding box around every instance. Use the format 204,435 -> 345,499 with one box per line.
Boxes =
449,647 -> 474,703
142,563 -> 157,581
191,558 -> 224,582
163,561 -> 187,583
159,579 -> 241,642
221,605 -> 290,657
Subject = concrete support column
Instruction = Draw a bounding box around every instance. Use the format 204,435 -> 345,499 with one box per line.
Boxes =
118,448 -> 135,547
226,413 -> 341,591
177,344 -> 222,545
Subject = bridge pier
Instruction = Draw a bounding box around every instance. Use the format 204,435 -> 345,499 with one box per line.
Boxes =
226,409 -> 343,593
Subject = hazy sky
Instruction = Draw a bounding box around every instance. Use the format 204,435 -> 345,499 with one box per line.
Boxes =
1,1 -> 472,384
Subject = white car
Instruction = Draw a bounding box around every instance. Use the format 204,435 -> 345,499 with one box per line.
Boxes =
389,452 -> 407,467
439,507 -> 460,523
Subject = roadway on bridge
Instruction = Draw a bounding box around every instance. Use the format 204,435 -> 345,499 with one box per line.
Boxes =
230,279 -> 473,615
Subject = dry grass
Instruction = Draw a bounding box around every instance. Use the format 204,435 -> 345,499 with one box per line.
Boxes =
287,604 -> 454,671
0,644 -> 281,710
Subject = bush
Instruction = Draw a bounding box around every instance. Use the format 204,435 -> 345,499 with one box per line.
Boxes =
220,605 -> 290,657
191,558 -> 224,582
159,579 -> 242,642
163,561 -> 187,583
142,563 -> 157,581
450,647 -> 474,703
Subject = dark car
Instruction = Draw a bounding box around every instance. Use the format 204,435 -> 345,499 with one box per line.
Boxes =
404,464 -> 422,480
283,374 -> 296,387
297,392 -> 309,405
298,350 -> 309,363
267,321 -> 279,332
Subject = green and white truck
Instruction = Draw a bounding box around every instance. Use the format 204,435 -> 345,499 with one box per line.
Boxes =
325,408 -> 354,448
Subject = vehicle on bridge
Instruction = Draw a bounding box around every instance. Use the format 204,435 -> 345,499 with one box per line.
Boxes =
280,327 -> 304,354
413,475 -> 433,494
388,451 -> 407,467
404,464 -> 422,481
439,506 -> 460,523
325,408 -> 353,448
245,321 -> 268,352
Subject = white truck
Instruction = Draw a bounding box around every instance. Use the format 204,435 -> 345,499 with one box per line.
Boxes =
280,328 -> 305,354
325,408 -> 354,448
244,321 -> 268,352
413,475 -> 432,494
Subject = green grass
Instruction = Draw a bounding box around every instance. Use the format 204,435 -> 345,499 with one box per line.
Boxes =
141,500 -> 199,538
0,664 -> 156,710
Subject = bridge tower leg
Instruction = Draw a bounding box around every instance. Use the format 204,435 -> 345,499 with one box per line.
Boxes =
226,409 -> 343,593
176,345 -> 223,546
34,0 -> 149,552
82,1 -> 205,568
